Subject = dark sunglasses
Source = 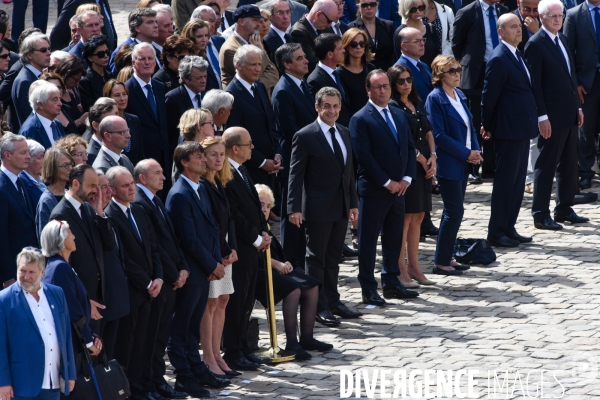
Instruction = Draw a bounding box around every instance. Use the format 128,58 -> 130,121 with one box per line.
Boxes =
33,47 -> 51,54
444,67 -> 463,75
349,41 -> 366,48
409,4 -> 426,13
176,54 -> 187,61
0,53 -> 9,59
396,77 -> 413,85
360,1 -> 378,8
92,50 -> 109,58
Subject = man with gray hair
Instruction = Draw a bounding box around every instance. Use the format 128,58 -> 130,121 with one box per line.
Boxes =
0,133 -> 38,286
12,33 -> 52,129
153,5 -> 175,51
68,11 -> 102,63
18,80 -> 65,149
166,55 -> 209,152
0,248 -> 77,400
20,139 -> 47,204
263,0 -> 296,59
201,89 -> 234,134
92,115 -> 135,175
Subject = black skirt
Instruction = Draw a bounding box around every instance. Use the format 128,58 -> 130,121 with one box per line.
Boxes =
255,267 -> 320,308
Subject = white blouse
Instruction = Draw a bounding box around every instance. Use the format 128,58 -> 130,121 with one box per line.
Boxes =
446,90 -> 471,150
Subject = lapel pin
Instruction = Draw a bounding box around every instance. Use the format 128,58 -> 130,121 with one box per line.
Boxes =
51,305 -> 54,309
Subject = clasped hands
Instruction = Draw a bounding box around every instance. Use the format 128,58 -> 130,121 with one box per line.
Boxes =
387,180 -> 410,196
262,155 -> 284,174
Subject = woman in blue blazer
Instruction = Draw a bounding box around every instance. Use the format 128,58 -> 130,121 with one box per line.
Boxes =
424,55 -> 482,276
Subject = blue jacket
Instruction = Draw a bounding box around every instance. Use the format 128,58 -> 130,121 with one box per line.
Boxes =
425,86 -> 480,180
0,282 -> 77,397
11,65 -> 38,129
396,55 -> 434,104
19,170 -> 46,208
109,37 -> 136,74
36,189 -> 60,242
18,113 -> 66,150
376,0 -> 402,28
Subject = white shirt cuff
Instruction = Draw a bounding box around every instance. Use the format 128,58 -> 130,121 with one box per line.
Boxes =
383,179 -> 391,187
538,115 -> 548,122
146,281 -> 152,289
253,235 -> 263,247
86,342 -> 93,348
259,159 -> 266,168
402,176 -> 412,183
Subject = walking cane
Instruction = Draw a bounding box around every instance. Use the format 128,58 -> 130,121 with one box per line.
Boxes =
254,239 -> 296,363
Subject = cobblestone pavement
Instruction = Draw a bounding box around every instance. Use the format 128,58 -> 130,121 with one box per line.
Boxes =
6,3 -> 600,398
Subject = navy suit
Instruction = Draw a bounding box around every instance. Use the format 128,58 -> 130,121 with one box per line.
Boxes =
350,102 -> 416,290
376,0 -> 402,28
12,66 -> 40,130
307,65 -> 351,127
481,43 -> 538,239
166,177 -> 220,378
19,171 -> 45,208
68,41 -> 88,66
18,113 -> 66,149
396,55 -> 434,103
165,84 -> 196,155
0,283 -> 77,398
264,29 -> 295,63
0,170 -> 38,283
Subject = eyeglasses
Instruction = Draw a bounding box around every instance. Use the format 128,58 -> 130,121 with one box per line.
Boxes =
236,140 -> 253,147
275,10 -> 291,16
92,50 -> 109,58
349,41 -> 366,48
33,47 -> 51,54
403,38 -> 427,44
409,4 -> 426,13
333,0 -> 344,7
544,13 -> 563,20
23,246 -> 42,253
201,120 -> 215,127
320,11 -> 334,24
72,151 -> 87,158
396,77 -> 413,85
443,67 -> 463,75
58,162 -> 75,169
109,129 -> 131,135
360,1 -> 378,8
370,84 -> 391,90
0,53 -> 9,59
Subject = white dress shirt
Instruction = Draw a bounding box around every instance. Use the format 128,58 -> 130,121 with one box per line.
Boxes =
368,100 -> 412,186
133,73 -> 153,98
111,198 -> 140,234
101,145 -> 121,164
317,117 -> 347,164
19,282 -> 61,390
0,165 -> 19,191
137,182 -> 155,201
318,61 -> 337,82
184,84 -> 201,108
446,90 -> 472,150
180,174 -> 200,197
270,25 -> 290,41
64,193 -> 83,218
228,157 -> 263,248
501,40 -> 531,82
479,0 -> 496,62
36,113 -> 56,146
285,72 -> 303,88
91,135 -> 102,147
235,74 -> 255,96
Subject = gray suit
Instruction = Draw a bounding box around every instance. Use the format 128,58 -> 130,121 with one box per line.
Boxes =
92,147 -> 135,175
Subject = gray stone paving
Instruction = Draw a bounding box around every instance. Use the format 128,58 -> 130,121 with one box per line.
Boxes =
5,2 -> 600,397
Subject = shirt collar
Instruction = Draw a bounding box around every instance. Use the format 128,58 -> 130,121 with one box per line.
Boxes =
586,0 -> 598,10
111,197 -> 130,213
401,54 -> 419,68
91,135 -> 103,146
0,165 -> 19,185
542,26 -> 557,41
236,74 -> 255,92
285,73 -> 303,87
101,145 -> 121,163
234,31 -> 249,44
17,280 -> 45,295
369,99 -> 390,114
136,183 -> 155,200
184,83 -> 200,99
501,40 -> 518,55
228,157 -> 241,170
479,0 -> 491,11
270,24 -> 289,39
180,173 -> 199,191
307,18 -> 319,35
65,192 -> 83,211
318,62 -> 336,75
22,170 -> 40,184
35,112 -> 54,128
317,117 -> 335,132
25,64 -> 42,77
133,72 -> 151,87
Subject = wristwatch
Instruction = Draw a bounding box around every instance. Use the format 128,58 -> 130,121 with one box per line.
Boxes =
431,152 -> 437,158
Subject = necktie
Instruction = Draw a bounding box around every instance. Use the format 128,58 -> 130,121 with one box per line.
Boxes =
238,164 -> 252,190
594,8 -> 600,64
382,109 -> 399,143
334,23 -> 342,35
453,0 -> 462,12
118,157 -> 124,166
194,93 -> 202,108
207,42 -> 222,83
284,33 -> 294,43
145,84 -> 158,116
126,208 -> 142,241
331,70 -> 347,104
488,8 -> 499,48
554,36 -> 570,73
301,81 -> 314,104
152,196 -> 165,220
221,15 -> 226,31
51,121 -> 61,141
515,49 -> 530,82
328,127 -> 345,168
16,177 -> 28,208
250,84 -> 256,98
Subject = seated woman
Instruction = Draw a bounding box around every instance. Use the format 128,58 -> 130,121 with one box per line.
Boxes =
254,184 -> 333,360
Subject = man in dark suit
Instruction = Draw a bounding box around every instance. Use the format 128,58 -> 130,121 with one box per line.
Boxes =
0,133 -> 38,286
104,166 -> 165,400
66,11 -> 102,65
395,27 -> 434,108
125,43 -> 171,193
288,86 -> 362,326
166,142 -> 228,397
481,13 -> 538,247
18,81 -> 66,150
524,0 -> 588,230
564,0 -> 600,189
165,56 -> 208,154
225,45 -> 283,186
350,70 -> 419,306
50,0 -> 117,51
272,43 -> 317,271
264,0 -> 296,60
222,127 -> 272,370
307,34 -> 351,127
512,0 -> 541,52
452,0 -> 509,181
290,0 -> 337,73
92,116 -> 135,175
173,0 -> 203,32
133,159 -> 190,399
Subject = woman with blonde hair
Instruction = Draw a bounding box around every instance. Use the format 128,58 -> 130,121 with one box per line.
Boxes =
54,134 -> 89,165
198,137 -> 240,377
179,108 -> 215,143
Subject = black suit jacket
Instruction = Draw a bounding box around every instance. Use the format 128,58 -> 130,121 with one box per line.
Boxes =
165,84 -> 196,155
452,0 -> 509,90
99,219 -> 130,321
91,147 -> 135,175
511,9 -> 540,53
12,66 -> 39,129
524,29 -> 580,130
0,60 -> 22,131
78,67 -> 115,112
290,15 -> 334,74
49,198 -> 115,302
349,17 -> 395,70
85,135 -> 102,166
153,66 -> 180,92
564,3 -> 599,92
123,112 -> 142,166
307,66 -> 350,127
264,29 -> 295,64
133,187 -> 189,285
288,121 -> 358,222
104,201 -> 162,294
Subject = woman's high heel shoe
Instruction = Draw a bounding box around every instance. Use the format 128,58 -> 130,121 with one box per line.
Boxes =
409,273 -> 436,285
400,279 -> 420,288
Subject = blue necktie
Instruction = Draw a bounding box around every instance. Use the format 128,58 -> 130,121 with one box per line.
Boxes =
195,93 -> 201,108
207,42 -> 222,83
145,84 -> 157,116
418,61 -> 433,86
488,8 -> 499,48
382,109 -> 398,143
331,70 -> 348,104
51,121 -> 61,141
515,49 -> 530,83
453,0 -> 461,12
126,208 -> 142,241
594,8 -> 600,64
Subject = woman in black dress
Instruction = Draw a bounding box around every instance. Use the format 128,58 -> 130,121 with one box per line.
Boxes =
54,55 -> 88,133
393,0 -> 440,66
254,184 -> 332,361
79,35 -> 115,112
388,64 -> 436,287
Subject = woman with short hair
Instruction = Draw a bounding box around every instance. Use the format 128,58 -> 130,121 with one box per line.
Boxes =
54,134 -> 89,165
80,35 -> 115,112
153,35 -> 195,90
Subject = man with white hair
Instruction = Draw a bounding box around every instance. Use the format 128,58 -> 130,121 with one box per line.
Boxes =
18,80 -> 65,149
201,89 -> 234,134
153,5 -> 175,51
523,0 -> 588,230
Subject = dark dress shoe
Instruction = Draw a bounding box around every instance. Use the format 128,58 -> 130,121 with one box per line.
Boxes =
315,309 -> 341,326
420,235 -> 426,242
288,346 -> 312,360
506,232 -> 532,243
342,244 -> 359,257
382,285 -> 419,299
421,226 -> 439,236
156,383 -> 189,399
488,235 -> 520,248
224,369 -> 242,377
554,212 -> 590,224
145,392 -> 169,400
175,376 -> 210,398
574,192 -> 598,204
452,263 -> 470,271
534,217 -> 563,230
194,370 -> 231,388
331,303 -> 363,319
580,177 -> 592,190
432,266 -> 463,276
299,338 -> 334,351
222,354 -> 259,371
361,289 -> 387,306
245,353 -> 270,365
212,372 -> 229,379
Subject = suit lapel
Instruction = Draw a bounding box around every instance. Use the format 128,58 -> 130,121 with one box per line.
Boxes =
33,115 -> 52,149
0,171 -> 33,217
131,78 -> 159,123
111,201 -> 143,245
65,200 -> 93,243
314,121 -> 343,171
476,1 -> 486,36
580,5 -> 598,46
501,44 -> 530,85
367,104 -> 400,147
181,179 -> 213,222
284,75 -> 315,115
15,285 -> 42,340
234,78 -> 266,115
180,85 -> 194,109
540,30 -> 571,75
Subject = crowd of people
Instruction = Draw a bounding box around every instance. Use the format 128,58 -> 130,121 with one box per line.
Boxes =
0,0 -> 596,398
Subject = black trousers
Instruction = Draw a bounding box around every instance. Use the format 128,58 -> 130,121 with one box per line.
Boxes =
304,219 -> 347,311
532,126 -> 579,219
488,139 -> 529,238
99,317 -> 120,361
578,70 -> 600,180
279,176 -> 306,270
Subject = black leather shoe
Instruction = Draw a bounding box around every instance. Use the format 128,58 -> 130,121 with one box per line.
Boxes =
224,369 -> 242,377
506,232 -> 532,243
291,346 -> 312,360
315,310 -> 341,326
452,263 -> 470,271
342,244 -> 359,257
299,338 -> 334,351
534,217 -> 563,230
488,235 -> 520,248
144,392 -> 169,400
194,370 -> 231,388
245,353 -> 270,365
156,383 -> 188,399
382,285 -> 419,299
432,266 -> 463,276
174,376 -> 210,398
223,354 -> 259,371
554,212 -> 590,224
421,226 -> 439,236
361,289 -> 386,306
331,303 -> 363,319
580,177 -> 592,190
574,192 -> 598,204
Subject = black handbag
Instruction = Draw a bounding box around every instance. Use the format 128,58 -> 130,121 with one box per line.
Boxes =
72,318 -> 131,400
453,238 -> 497,265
